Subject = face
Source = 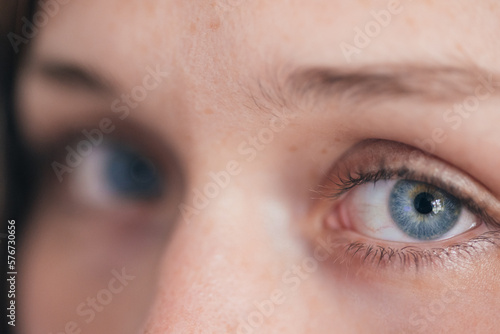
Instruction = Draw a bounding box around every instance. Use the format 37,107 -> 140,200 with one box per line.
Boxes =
14,0 -> 500,333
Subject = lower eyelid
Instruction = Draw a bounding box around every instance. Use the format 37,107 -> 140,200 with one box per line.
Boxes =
320,230 -> 500,273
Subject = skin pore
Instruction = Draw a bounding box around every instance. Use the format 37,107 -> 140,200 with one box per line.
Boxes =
14,0 -> 500,333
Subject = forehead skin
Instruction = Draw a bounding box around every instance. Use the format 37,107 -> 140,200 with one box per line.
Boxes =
17,0 -> 500,333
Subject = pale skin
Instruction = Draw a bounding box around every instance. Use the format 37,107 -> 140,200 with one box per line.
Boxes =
14,0 -> 500,333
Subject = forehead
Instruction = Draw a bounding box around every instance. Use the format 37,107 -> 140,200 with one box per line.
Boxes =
32,0 -> 500,82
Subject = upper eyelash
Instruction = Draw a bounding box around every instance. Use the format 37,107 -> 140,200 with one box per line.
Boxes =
322,166 -> 500,229
327,167 -> 407,197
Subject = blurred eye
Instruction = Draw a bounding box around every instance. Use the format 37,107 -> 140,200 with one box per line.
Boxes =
336,179 -> 480,242
70,142 -> 166,206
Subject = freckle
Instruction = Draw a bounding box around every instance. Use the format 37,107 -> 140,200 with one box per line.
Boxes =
321,148 -> 327,154
209,19 -> 221,31
455,43 -> 464,52
289,145 -> 298,152
204,108 -> 214,115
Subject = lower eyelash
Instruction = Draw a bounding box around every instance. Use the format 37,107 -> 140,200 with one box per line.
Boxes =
337,231 -> 500,272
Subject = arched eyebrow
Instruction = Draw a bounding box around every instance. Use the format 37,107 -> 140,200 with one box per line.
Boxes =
250,64 -> 500,113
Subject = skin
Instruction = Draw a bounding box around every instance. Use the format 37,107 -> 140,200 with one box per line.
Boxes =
14,0 -> 500,333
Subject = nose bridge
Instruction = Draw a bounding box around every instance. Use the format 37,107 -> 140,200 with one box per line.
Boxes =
143,174 -> 302,332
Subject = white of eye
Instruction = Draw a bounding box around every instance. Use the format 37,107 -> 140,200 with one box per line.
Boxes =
69,145 -> 120,208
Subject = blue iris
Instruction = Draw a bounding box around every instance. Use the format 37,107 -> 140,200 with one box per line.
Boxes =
389,180 -> 461,240
105,145 -> 162,199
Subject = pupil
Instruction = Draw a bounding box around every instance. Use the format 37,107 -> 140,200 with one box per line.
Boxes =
106,145 -> 162,199
413,192 -> 434,215
130,158 -> 155,183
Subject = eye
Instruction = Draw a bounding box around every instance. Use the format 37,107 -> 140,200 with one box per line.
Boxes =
316,140 -> 500,270
335,179 -> 480,243
69,142 -> 166,207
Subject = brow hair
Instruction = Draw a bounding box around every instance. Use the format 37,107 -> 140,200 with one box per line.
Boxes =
249,63 -> 497,115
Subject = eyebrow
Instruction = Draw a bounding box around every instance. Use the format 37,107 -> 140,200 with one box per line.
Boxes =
32,60 -> 115,95
250,64 -> 499,113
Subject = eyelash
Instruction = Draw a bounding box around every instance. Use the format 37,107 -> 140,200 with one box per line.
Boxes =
338,231 -> 500,271
321,166 -> 500,271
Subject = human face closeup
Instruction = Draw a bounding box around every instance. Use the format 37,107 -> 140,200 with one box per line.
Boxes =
14,0 -> 500,333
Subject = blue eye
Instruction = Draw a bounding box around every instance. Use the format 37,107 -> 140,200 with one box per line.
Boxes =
389,180 -> 462,240
105,145 -> 163,199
